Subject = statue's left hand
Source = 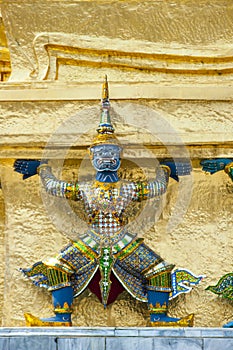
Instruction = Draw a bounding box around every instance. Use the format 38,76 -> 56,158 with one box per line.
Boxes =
14,159 -> 43,180
160,160 -> 192,182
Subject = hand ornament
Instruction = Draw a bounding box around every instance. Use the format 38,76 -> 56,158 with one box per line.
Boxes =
160,160 -> 192,182
200,158 -> 233,175
14,159 -> 47,180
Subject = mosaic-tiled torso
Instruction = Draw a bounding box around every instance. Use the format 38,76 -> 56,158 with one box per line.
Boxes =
80,181 -> 137,236
39,165 -> 169,249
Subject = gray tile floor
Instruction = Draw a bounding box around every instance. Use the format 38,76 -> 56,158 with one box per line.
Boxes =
0,327 -> 232,350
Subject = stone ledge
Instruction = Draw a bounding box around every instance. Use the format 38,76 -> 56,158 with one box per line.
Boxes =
0,144 -> 233,160
0,328 -> 232,350
0,82 -> 233,101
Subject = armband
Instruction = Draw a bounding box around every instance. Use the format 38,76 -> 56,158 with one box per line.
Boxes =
224,162 -> 233,174
224,162 -> 233,181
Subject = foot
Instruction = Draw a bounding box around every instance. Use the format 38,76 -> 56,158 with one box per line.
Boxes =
149,313 -> 194,327
223,320 -> 233,328
24,313 -> 72,327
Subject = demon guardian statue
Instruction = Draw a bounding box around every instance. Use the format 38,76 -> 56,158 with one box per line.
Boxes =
201,158 -> 233,328
14,77 -> 201,327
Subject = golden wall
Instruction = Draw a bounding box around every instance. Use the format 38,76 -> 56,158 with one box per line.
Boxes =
0,0 -> 232,327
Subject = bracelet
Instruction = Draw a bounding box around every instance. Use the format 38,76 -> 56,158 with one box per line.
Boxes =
37,163 -> 51,174
160,165 -> 171,176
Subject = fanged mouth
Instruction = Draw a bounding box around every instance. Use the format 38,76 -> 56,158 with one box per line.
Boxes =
97,158 -> 117,165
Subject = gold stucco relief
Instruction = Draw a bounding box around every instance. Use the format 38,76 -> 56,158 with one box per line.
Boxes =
31,33 -> 233,81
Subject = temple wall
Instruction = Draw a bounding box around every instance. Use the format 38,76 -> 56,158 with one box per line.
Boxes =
0,0 -> 232,327
1,156 -> 233,327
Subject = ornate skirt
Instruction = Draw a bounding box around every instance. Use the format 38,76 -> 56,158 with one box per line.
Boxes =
21,236 -> 173,304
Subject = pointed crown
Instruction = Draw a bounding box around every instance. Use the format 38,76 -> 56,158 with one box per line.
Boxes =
90,75 -> 119,148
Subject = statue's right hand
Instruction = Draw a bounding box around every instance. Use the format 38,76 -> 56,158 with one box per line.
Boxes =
14,159 -> 43,180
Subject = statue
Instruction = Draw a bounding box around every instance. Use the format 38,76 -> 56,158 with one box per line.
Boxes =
201,158 -> 233,328
14,77 -> 202,327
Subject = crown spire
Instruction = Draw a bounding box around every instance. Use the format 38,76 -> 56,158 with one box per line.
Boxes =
102,74 -> 109,102
97,75 -> 114,135
90,76 -> 119,148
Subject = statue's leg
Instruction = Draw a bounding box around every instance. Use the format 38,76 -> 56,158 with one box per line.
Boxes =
146,267 -> 194,327
25,268 -> 73,327
25,286 -> 73,326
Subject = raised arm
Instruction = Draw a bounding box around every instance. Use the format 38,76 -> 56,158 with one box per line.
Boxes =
135,165 -> 170,201
38,164 -> 82,200
14,160 -> 82,200
126,160 -> 191,201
